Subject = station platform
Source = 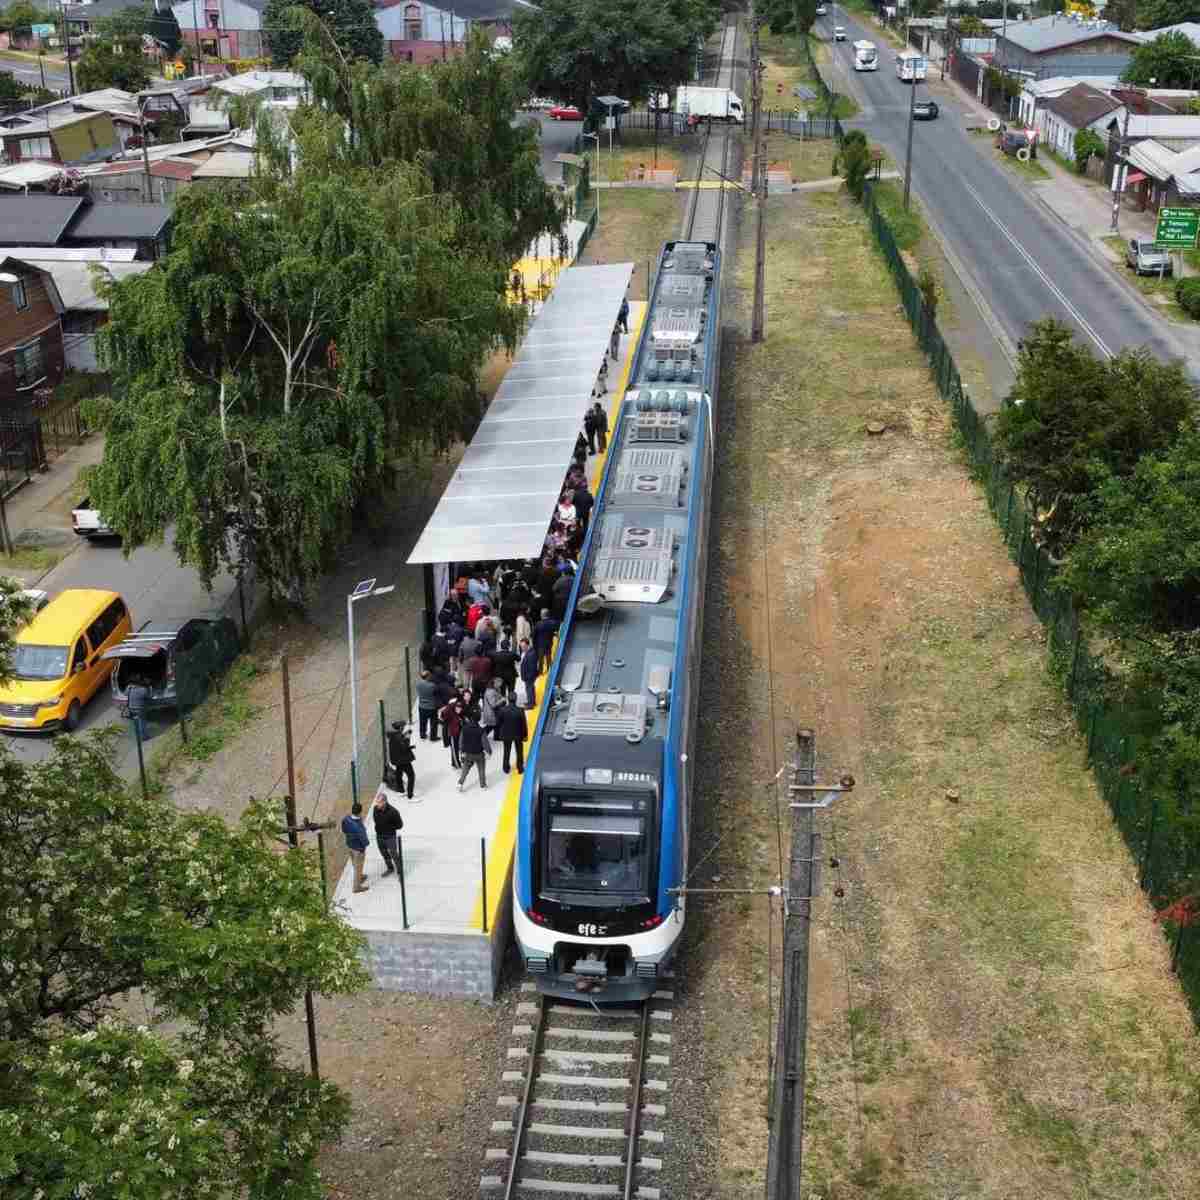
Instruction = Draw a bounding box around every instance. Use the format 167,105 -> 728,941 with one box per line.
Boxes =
333,294 -> 649,999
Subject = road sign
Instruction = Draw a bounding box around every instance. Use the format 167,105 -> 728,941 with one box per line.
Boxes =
31,22 -> 54,36
1155,206 -> 1200,249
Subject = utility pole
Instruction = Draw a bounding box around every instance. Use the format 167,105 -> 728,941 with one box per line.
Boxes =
903,73 -> 917,210
60,1 -> 74,96
1110,80 -> 1152,232
751,2 -> 766,343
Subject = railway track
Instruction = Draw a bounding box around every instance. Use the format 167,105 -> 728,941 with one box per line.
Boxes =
480,983 -> 674,1199
683,17 -> 740,247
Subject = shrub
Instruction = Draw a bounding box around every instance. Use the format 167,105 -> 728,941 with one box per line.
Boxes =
917,265 -> 939,317
1175,276 -> 1200,319
1073,129 -> 1105,175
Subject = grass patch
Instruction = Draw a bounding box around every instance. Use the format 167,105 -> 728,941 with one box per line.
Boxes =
594,127 -> 683,181
870,179 -> 923,249
764,130 -> 842,184
1,543 -> 73,576
757,31 -> 859,120
180,658 -> 263,762
700,166 -> 1200,1200
996,149 -> 1051,180
574,188 -> 683,301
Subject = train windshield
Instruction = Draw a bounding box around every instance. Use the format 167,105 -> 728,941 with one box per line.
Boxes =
545,811 -> 649,895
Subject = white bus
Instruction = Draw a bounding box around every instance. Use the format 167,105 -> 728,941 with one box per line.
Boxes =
853,40 -> 878,71
896,49 -> 927,82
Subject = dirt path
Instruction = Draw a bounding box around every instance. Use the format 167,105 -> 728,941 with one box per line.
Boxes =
688,187 -> 1200,1197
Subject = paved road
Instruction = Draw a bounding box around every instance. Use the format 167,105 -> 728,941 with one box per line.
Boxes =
818,14 -> 1200,372
0,53 -> 70,91
518,110 -> 584,182
3,534 -> 241,769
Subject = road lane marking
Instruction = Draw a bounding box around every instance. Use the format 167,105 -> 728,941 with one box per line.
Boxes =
960,175 -> 1113,359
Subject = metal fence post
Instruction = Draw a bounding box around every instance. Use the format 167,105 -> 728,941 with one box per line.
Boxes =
1086,705 -> 1098,761
379,698 -> 388,780
1140,796 -> 1159,890
480,837 -> 489,934
1067,627 -> 1082,699
404,645 -> 413,725
1171,920 -> 1185,972
397,836 -> 410,929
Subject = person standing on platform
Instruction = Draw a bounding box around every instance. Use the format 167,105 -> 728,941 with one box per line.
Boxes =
372,791 -> 404,876
341,801 -> 370,894
491,637 -> 519,698
498,696 -> 529,775
386,720 -> 416,801
515,606 -> 533,650
457,712 -> 489,791
439,699 -> 465,769
619,296 -> 630,333
591,401 -> 609,453
533,609 -> 558,673
416,670 -> 440,741
519,638 -> 540,710
481,679 -> 504,746
584,405 -> 598,455
610,322 -> 621,360
573,483 -> 594,537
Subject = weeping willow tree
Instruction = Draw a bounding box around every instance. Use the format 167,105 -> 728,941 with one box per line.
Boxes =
91,157 -> 525,602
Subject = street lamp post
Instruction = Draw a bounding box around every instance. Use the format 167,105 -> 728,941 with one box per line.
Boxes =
903,73 -> 918,210
584,131 -> 600,223
347,577 -> 395,797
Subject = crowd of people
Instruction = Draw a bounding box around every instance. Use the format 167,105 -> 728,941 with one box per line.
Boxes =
340,299 -> 633,893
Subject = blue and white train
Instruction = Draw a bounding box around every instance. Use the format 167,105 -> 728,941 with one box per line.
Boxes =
513,240 -> 721,1001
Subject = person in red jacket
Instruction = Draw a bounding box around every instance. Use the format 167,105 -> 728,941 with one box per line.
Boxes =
466,600 -> 489,635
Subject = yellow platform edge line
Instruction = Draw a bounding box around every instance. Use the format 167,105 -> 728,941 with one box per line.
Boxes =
470,298 -> 649,935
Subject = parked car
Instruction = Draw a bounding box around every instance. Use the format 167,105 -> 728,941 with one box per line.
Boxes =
71,497 -> 117,541
816,3 -> 827,12
103,617 -> 240,711
524,96 -> 553,111
1125,237 -> 1173,276
913,99 -> 939,120
548,104 -> 583,121
997,125 -> 1037,158
834,25 -> 846,40
0,589 -> 131,732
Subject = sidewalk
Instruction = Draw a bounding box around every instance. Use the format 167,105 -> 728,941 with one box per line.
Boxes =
1,435 -> 100,586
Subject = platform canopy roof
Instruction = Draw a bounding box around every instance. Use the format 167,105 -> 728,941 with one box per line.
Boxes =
407,261 -> 634,566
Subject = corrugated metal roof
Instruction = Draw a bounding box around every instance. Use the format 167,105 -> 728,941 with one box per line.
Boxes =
67,203 -> 172,240
999,14 -> 1139,53
0,245 -> 138,262
0,196 -> 86,245
407,260 -> 634,565
1125,115 -> 1200,139
1043,83 -> 1121,129
18,259 -> 152,311
191,151 -> 254,179
0,162 -> 63,189
1126,138 -> 1180,181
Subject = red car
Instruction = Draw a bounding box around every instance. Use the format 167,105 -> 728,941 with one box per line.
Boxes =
548,105 -> 583,121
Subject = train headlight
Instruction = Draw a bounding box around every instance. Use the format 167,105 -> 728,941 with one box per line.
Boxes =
640,914 -> 664,929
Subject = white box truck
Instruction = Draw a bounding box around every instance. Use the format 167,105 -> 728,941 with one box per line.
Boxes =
853,40 -> 878,71
675,85 -> 745,123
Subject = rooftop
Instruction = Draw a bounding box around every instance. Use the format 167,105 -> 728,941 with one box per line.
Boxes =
0,106 -> 116,136
0,161 -> 64,189
211,70 -> 307,97
998,13 -> 1140,53
191,150 -> 255,179
1044,82 -> 1122,129
1123,114 -> 1200,139
10,257 -> 152,310
67,202 -> 172,240
0,196 -> 87,246
1022,74 -> 1120,97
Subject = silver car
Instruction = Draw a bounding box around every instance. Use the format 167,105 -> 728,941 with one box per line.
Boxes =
1125,237 -> 1172,276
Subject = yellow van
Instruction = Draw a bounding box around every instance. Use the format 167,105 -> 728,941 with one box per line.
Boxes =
0,589 -> 132,732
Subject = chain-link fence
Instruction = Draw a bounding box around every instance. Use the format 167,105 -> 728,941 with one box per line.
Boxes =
862,180 -> 1200,1023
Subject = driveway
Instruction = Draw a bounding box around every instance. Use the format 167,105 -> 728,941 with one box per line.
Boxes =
816,13 -> 1200,370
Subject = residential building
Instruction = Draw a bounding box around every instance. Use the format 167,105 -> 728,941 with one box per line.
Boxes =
171,0 -> 267,61
0,257 -> 65,408
994,14 -> 1140,78
185,70 -> 307,135
1039,82 -> 1123,157
0,195 -> 172,261
375,0 -> 534,65
0,105 -> 122,165
1118,114 -> 1200,153
8,253 -> 152,371
1017,74 -> 1120,128
89,156 -> 198,203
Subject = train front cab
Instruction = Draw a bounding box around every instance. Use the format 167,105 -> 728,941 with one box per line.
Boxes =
515,770 -> 680,1001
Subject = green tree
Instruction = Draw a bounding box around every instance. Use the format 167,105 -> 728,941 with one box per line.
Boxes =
515,0 -> 718,115
0,581 -> 32,686
263,0 -> 383,68
1073,127 -> 1104,173
0,735 -> 368,1199
1102,0 -> 1139,31
0,2 -> 55,32
92,157 -> 523,602
1122,30 -> 1200,87
293,30 -> 563,266
839,127 -> 870,200
0,71 -> 29,101
1136,0 -> 1200,30
993,318 -> 1195,553
75,7 -> 155,93
954,14 -> 990,36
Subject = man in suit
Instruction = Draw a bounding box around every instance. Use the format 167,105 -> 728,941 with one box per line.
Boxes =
533,609 -> 558,673
386,720 -> 416,801
497,697 -> 529,774
519,638 -> 540,710
573,483 -> 594,538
